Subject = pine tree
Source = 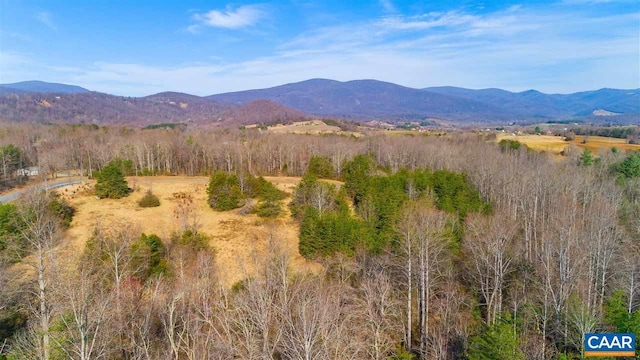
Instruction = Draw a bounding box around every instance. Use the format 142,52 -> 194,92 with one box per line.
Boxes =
94,159 -> 131,199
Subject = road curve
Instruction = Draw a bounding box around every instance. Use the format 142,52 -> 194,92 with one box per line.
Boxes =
0,178 -> 87,204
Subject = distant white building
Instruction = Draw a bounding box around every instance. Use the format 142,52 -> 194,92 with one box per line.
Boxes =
16,167 -> 39,176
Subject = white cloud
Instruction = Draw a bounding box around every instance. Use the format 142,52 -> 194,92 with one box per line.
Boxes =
379,0 -> 396,13
35,11 -> 57,30
185,24 -> 201,34
193,4 -> 265,29
379,12 -> 478,30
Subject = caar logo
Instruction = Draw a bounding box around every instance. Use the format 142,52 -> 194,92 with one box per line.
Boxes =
584,333 -> 636,357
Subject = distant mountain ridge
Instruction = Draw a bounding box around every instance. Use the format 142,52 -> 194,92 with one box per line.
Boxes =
0,80 -> 89,94
209,79 -> 640,124
0,79 -> 638,125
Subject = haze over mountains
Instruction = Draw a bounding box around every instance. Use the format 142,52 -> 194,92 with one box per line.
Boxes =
0,79 -> 638,126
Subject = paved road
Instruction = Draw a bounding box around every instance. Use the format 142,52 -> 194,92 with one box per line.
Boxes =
0,178 -> 87,203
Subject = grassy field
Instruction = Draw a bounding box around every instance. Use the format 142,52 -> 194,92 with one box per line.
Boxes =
56,176 -> 330,287
266,120 -> 362,137
496,133 -> 640,155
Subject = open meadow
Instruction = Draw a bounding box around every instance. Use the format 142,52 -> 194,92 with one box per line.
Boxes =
260,120 -> 363,136
496,133 -> 640,155
56,176 -> 329,287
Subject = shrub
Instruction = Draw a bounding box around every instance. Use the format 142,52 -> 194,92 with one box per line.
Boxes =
94,159 -> 131,199
255,200 -> 282,218
138,189 -> 160,208
172,229 -> 210,252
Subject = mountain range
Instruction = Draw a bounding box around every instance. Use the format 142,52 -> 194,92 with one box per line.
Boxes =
0,81 -> 89,94
0,79 -> 638,126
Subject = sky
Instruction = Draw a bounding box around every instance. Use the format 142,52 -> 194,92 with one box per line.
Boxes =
0,0 -> 638,96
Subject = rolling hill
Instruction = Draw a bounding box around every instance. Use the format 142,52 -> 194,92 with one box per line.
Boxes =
0,80 -> 89,94
0,91 -> 308,127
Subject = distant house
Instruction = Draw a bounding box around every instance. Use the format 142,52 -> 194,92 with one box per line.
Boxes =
16,166 -> 39,177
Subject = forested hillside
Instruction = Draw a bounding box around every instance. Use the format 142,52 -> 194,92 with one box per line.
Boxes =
0,124 -> 638,359
0,92 -> 308,127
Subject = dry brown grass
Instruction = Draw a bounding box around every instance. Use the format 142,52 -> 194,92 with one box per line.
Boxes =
58,176 -> 327,287
496,133 -> 640,156
572,135 -> 640,152
267,120 -> 362,137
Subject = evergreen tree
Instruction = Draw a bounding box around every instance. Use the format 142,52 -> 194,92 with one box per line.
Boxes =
614,151 -> 640,179
130,233 -> 168,281
207,171 -> 243,210
579,148 -> 594,166
342,154 -> 375,204
94,159 -> 131,199
604,290 -> 640,334
307,155 -> 334,179
468,318 -> 524,360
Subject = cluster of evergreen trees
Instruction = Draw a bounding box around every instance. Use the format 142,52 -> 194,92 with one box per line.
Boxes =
293,154 -> 488,258
207,171 -> 287,217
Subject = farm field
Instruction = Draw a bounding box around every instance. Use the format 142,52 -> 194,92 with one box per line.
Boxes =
496,133 -> 640,155
264,120 -> 362,136
56,176 -> 328,287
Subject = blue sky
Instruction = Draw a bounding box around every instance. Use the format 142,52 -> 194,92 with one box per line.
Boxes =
0,0 -> 638,96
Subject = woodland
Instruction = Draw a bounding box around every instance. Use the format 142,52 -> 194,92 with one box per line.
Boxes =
0,123 -> 638,359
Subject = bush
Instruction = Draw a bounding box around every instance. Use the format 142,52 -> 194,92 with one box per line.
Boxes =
94,159 -> 131,199
138,189 -> 160,208
255,200 -> 282,218
172,229 -> 210,252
